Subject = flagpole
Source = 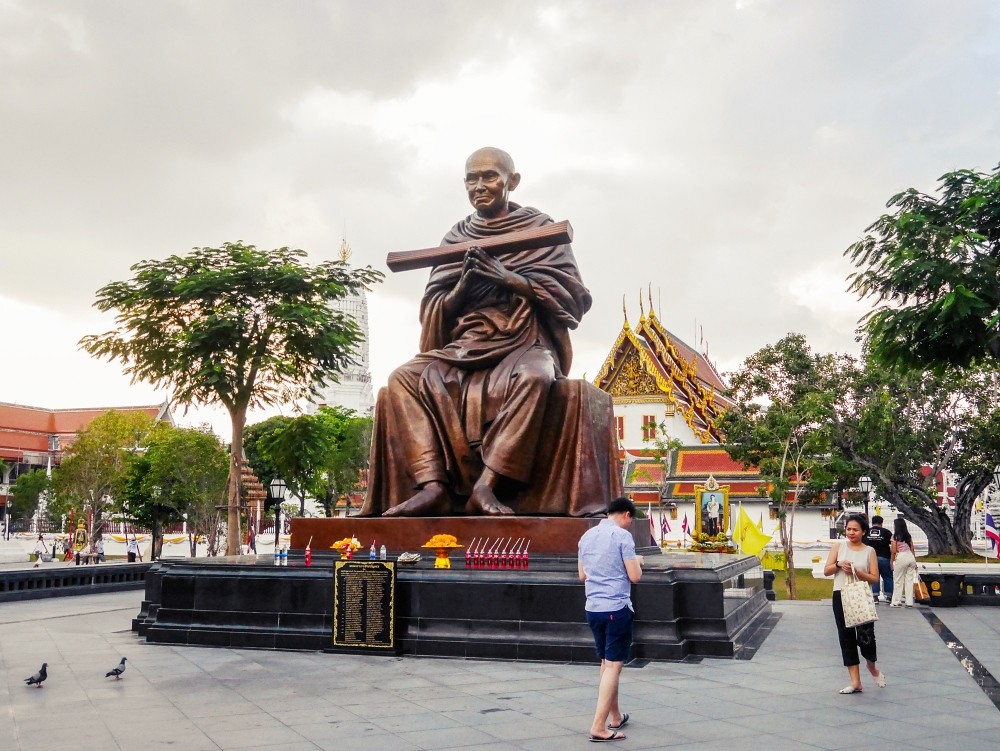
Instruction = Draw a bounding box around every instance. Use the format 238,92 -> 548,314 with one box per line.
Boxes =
737,501 -> 743,554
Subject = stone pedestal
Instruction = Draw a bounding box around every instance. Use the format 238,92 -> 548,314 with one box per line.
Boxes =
132,551 -> 773,662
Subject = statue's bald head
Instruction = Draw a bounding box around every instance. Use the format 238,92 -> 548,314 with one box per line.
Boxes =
466,147 -> 516,175
464,147 -> 521,219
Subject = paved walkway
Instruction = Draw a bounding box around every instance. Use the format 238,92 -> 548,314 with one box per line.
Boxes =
2,592 -> 999,750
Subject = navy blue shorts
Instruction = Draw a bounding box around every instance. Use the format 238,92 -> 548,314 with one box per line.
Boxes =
586,606 -> 633,662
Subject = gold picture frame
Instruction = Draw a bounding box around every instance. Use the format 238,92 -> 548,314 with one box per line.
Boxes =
693,477 -> 730,538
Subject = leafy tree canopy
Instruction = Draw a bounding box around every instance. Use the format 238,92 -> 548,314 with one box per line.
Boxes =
119,424 -> 229,557
846,163 -> 1000,370
50,410 -> 157,538
245,406 -> 372,517
80,242 -> 381,554
720,334 -> 855,599
832,359 -> 1000,555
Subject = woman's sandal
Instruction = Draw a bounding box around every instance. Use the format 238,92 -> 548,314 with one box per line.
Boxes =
838,686 -> 863,694
874,672 -> 886,688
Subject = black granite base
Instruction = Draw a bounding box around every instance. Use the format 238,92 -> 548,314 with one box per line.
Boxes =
132,552 -> 772,662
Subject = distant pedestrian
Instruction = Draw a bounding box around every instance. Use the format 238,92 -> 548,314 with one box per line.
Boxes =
32,535 -> 47,567
92,537 -> 105,563
890,518 -> 917,608
127,536 -> 140,563
578,496 -> 643,742
863,515 -> 893,603
824,514 -> 886,694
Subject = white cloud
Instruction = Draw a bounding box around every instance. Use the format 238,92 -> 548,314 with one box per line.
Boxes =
1,0 -> 998,423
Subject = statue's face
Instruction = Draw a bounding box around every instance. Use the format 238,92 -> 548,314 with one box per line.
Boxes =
465,150 -> 520,218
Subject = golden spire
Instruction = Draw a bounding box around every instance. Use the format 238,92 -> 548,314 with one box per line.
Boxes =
647,284 -> 655,319
338,238 -> 352,263
638,290 -> 645,323
622,294 -> 629,326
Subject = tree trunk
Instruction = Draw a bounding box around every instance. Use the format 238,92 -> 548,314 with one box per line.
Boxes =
226,406 -> 248,556
779,508 -> 797,599
884,488 -> 974,556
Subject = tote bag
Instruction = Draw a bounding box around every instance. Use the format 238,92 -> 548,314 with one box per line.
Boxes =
842,564 -> 879,628
914,575 -> 930,602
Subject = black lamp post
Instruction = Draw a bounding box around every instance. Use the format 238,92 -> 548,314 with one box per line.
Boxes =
269,477 -> 287,552
858,475 -> 874,518
993,464 -> 1000,490
150,485 -> 161,562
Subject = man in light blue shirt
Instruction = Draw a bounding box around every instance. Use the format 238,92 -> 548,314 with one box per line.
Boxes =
578,497 -> 643,742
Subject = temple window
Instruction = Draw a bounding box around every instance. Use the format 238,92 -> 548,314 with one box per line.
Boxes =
616,416 -> 625,442
642,415 -> 657,441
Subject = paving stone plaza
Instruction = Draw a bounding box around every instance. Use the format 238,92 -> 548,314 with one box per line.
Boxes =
3,584 -> 1000,750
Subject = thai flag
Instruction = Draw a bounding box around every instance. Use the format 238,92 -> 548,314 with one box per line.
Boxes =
661,513 -> 671,535
986,513 -> 1000,551
682,513 -> 689,538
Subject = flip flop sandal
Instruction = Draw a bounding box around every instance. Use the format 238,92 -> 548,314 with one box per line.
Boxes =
838,686 -> 863,694
874,672 -> 886,688
590,730 -> 626,742
607,713 -> 629,730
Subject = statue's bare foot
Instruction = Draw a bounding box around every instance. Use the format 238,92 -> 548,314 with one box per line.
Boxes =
383,483 -> 450,517
466,485 -> 514,516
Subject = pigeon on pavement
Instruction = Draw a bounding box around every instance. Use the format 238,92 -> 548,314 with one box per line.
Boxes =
105,657 -> 127,680
24,663 -> 47,688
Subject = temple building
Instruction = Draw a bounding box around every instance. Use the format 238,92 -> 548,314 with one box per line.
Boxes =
593,295 -> 838,546
593,294 -> 732,448
0,400 -> 174,516
308,239 -> 374,416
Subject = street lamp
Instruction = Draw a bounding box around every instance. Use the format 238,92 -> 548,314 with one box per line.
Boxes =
858,475 -> 874,518
993,464 -> 1000,489
151,485 -> 161,562
269,477 -> 287,552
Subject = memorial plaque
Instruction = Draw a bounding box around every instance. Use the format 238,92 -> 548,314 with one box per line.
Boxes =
332,560 -> 396,650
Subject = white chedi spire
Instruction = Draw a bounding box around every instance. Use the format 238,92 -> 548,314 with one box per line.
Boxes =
309,239 -> 374,415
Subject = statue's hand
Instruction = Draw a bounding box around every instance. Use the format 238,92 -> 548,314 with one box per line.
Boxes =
467,247 -> 527,294
441,249 -> 479,315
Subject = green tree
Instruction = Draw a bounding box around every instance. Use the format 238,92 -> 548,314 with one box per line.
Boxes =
719,334 -> 846,599
80,242 -> 381,554
846,163 -> 1000,371
51,410 -> 157,544
831,360 -> 1000,555
119,424 -> 229,557
309,406 -> 373,517
10,469 -> 53,528
244,407 -> 372,518
244,414 -> 294,514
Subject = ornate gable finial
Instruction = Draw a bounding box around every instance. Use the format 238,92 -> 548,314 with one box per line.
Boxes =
705,474 -> 720,491
638,290 -> 645,322
647,283 -> 655,319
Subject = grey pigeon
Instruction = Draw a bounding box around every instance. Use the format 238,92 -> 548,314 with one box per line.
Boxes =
105,657 -> 127,680
24,663 -> 47,688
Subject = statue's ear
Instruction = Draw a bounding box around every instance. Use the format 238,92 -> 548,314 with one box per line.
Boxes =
507,172 -> 521,192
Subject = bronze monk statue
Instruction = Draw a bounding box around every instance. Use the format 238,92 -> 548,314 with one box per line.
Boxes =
361,147 -> 620,517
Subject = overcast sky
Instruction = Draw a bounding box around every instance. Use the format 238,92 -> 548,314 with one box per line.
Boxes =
3,1 -> 998,438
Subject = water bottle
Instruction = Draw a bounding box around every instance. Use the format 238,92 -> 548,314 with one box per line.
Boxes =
274,548 -> 280,566
380,544 -> 387,560
370,542 -> 377,560
280,547 -> 288,566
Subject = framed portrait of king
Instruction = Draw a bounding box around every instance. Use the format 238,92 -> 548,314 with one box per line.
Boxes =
693,480 -> 730,538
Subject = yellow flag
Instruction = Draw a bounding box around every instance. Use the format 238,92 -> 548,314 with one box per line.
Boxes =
737,507 -> 773,556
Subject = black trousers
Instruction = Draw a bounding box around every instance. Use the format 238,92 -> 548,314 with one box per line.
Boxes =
832,590 -> 877,666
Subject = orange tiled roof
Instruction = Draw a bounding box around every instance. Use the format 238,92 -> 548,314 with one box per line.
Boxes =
0,401 -> 171,464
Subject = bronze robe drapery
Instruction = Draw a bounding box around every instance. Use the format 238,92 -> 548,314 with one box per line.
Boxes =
362,205 -> 621,516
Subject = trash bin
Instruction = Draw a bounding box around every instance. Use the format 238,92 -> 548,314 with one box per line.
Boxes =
920,572 -> 963,607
